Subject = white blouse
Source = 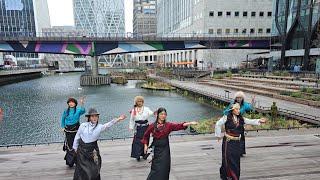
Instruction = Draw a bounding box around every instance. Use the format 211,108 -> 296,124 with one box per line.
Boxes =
129,106 -> 154,130
73,119 -> 117,150
215,115 -> 261,138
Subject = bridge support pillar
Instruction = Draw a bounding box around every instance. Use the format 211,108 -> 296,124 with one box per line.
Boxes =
91,56 -> 99,76
79,55 -> 110,86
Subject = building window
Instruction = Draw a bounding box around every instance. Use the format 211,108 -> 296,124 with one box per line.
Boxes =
226,29 -> 230,34
258,28 -> 263,33
242,29 -> 247,34
267,12 -> 272,17
259,12 -> 264,17
234,29 -> 239,34
217,29 -> 222,34
218,11 -> 223,16
243,11 -> 248,17
251,12 -> 256,17
208,29 -> 214,34
209,11 -> 214,17
235,11 -> 239,17
250,28 -> 255,34
226,11 -> 231,16
266,28 -> 271,33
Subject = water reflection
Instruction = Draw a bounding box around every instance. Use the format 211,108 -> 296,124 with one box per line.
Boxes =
0,73 -> 220,145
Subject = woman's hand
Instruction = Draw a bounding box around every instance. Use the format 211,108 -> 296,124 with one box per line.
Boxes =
183,121 -> 198,126
117,114 -> 127,122
217,137 -> 222,142
79,97 -> 85,105
144,144 -> 148,154
189,121 -> 198,125
259,118 -> 267,124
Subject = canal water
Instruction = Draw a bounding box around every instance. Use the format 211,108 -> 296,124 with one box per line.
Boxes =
0,73 -> 221,145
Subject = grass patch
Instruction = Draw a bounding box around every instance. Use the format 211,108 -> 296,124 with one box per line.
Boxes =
280,90 -> 320,102
191,113 -> 306,134
212,71 -> 233,79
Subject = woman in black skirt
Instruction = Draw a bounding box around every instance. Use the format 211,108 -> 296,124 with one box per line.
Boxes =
141,107 -> 198,180
61,97 -> 85,167
73,108 -> 126,180
129,96 -> 154,161
215,103 -> 266,180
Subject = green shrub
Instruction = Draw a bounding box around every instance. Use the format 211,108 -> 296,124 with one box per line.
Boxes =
280,91 -> 291,96
273,71 -> 281,76
213,74 -> 224,79
281,71 -> 289,76
291,92 -> 303,98
226,70 -> 232,78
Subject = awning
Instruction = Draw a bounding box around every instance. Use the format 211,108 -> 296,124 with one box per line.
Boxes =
174,61 -> 194,65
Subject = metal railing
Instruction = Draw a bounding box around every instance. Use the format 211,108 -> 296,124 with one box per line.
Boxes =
2,126 -> 319,148
0,31 -> 272,41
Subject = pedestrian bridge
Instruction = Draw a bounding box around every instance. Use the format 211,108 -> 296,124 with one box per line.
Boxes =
0,33 -> 271,56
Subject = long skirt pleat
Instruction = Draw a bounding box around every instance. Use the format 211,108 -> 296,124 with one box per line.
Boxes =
131,124 -> 149,158
220,137 -> 241,180
73,140 -> 101,180
147,137 -> 171,180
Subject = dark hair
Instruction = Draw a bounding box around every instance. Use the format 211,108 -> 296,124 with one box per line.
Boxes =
66,98 -> 78,117
154,107 -> 167,131
87,116 -> 99,129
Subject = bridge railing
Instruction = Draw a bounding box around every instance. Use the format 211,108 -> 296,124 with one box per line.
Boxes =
0,31 -> 273,41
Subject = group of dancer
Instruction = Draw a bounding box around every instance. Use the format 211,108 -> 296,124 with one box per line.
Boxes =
60,91 -> 266,180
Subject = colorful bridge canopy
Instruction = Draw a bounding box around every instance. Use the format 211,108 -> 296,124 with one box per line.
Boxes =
0,39 -> 270,56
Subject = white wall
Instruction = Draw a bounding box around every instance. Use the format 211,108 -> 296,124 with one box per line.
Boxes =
33,0 -> 51,36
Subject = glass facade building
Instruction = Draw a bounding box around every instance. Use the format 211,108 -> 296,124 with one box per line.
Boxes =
73,0 -> 125,37
0,0 -> 36,37
133,0 -> 157,35
272,0 -> 320,70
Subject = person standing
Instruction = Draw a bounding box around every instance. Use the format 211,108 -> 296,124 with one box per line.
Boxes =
216,103 -> 266,180
61,97 -> 85,167
223,91 -> 253,157
141,107 -> 198,180
129,96 -> 154,161
73,108 -> 126,180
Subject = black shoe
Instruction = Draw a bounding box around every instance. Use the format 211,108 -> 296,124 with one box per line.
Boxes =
136,157 -> 140,162
143,153 -> 150,160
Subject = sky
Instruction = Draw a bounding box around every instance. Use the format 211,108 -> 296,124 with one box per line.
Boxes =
47,0 -> 133,33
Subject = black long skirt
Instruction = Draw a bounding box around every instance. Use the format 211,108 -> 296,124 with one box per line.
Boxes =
220,137 -> 241,180
240,132 -> 246,156
64,123 -> 80,167
131,121 -> 149,159
73,139 -> 101,180
147,137 -> 171,180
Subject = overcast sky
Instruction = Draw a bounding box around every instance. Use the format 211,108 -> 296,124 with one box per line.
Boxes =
47,0 -> 133,32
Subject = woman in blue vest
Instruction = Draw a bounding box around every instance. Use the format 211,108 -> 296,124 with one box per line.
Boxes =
61,97 -> 86,167
216,103 -> 266,180
223,91 -> 253,157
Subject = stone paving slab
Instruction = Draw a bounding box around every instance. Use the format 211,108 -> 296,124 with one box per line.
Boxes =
0,128 -> 319,180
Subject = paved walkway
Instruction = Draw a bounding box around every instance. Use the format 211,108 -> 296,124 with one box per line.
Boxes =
0,128 -> 319,180
162,78 -> 320,118
0,68 -> 47,76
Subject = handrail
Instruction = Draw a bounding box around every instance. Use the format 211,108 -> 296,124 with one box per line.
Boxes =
1,126 -> 319,148
0,31 -> 272,41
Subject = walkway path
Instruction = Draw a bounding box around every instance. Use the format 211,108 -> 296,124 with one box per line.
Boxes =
0,128 -> 319,180
157,77 -> 320,119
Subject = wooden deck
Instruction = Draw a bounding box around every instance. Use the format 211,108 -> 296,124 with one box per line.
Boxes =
0,128 -> 319,180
